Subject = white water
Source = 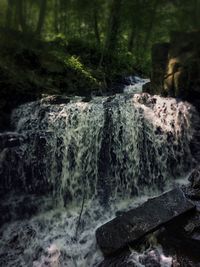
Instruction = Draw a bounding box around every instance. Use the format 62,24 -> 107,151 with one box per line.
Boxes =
0,196 -> 175,267
124,76 -> 149,94
0,78 -> 199,266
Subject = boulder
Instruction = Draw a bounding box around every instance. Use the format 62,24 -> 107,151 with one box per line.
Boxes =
96,188 -> 195,256
162,209 -> 200,257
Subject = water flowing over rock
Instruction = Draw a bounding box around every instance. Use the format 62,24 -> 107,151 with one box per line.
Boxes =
98,246 -> 174,267
0,79 -> 199,267
0,91 -> 198,204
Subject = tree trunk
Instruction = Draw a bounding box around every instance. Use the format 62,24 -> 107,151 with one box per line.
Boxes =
127,0 -> 140,52
128,28 -> 134,52
16,0 -> 27,32
142,0 -> 159,52
93,6 -> 100,45
193,0 -> 200,29
5,0 -> 13,28
100,0 -> 122,65
54,0 -> 59,33
35,0 -> 47,36
59,0 -> 68,34
104,0 -> 122,53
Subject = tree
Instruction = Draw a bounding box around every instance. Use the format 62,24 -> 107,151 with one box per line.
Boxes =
104,0 -> 122,53
5,0 -> 13,28
127,0 -> 141,52
100,0 -> 122,65
35,0 -> 47,36
16,0 -> 27,32
92,4 -> 101,45
14,0 -> 47,35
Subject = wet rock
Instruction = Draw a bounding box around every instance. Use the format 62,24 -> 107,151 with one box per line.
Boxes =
41,95 -> 70,105
176,213 -> 200,245
157,229 -> 200,267
82,96 -> 92,102
188,168 -> 200,189
0,132 -> 25,149
98,243 -> 174,267
185,168 -> 200,200
98,251 -> 134,267
158,183 -> 200,263
96,188 -> 195,256
186,188 -> 200,200
173,176 -> 200,249
158,210 -> 200,265
142,81 -> 151,94
0,131 -> 56,195
0,193 -> 53,227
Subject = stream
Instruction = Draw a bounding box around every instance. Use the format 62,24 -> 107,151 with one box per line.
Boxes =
0,78 -> 199,267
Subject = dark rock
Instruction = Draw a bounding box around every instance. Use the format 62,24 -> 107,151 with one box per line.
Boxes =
157,229 -> 200,267
41,95 -> 70,105
0,132 -> 25,149
98,239 -> 174,267
96,188 -> 195,256
188,168 -> 200,189
97,98 -> 114,205
0,131 -> 56,195
0,193 -> 53,227
185,168 -> 200,200
162,209 -> 200,259
82,96 -> 92,102
142,82 -> 151,94
98,251 -> 134,267
186,188 -> 200,200
158,181 -> 200,264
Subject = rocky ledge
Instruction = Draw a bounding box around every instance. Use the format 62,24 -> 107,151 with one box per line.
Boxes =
96,167 -> 200,266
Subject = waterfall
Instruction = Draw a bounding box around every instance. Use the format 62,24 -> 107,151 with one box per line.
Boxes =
0,90 -> 197,202
0,79 -> 199,267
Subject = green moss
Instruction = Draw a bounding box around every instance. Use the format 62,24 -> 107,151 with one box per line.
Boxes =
65,56 -> 98,84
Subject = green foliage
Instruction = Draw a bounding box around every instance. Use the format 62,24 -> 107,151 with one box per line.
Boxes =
0,0 -> 198,130
65,56 -> 97,84
0,0 -> 199,97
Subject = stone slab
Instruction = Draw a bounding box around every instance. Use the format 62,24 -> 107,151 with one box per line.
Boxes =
96,188 -> 195,256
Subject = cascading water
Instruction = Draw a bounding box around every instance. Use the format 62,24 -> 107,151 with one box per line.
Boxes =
0,78 -> 199,267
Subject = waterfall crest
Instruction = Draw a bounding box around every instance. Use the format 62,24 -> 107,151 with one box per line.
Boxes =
0,79 -> 199,267
0,88 -> 198,205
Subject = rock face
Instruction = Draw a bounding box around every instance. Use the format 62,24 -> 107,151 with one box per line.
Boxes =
144,31 -> 200,107
185,167 -> 200,200
96,188 -> 195,256
0,133 -> 25,149
0,193 -> 53,227
159,174 -> 200,264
